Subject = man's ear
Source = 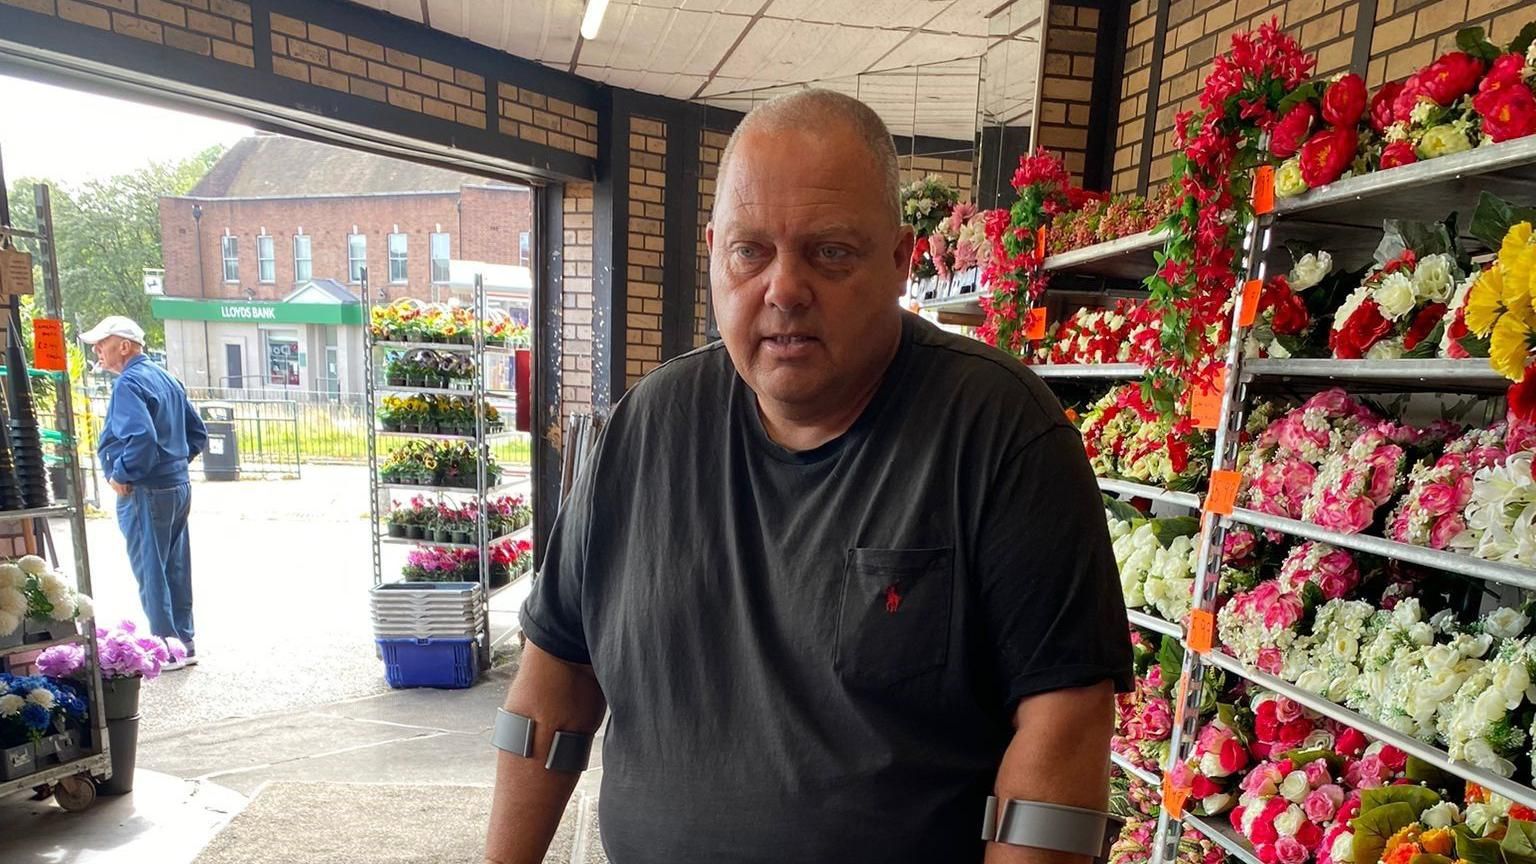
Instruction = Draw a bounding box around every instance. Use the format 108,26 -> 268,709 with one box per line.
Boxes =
893,226 -> 916,295
706,222 -> 715,255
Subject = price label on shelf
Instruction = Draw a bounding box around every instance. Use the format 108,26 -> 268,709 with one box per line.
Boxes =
1204,469 -> 1240,516
1163,782 -> 1190,819
0,248 -> 33,296
1035,226 -> 1048,259
1238,279 -> 1264,327
1025,307 -> 1047,340
32,318 -> 66,371
1252,165 -> 1276,215
1187,609 -> 1215,654
1190,369 -> 1226,430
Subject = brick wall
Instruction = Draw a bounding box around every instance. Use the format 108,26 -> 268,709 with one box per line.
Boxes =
696,128 -> 728,348
625,117 -> 666,387
269,12 -> 487,128
561,182 -> 595,422
1,0 -> 255,66
158,187 -> 530,302
1114,0 -> 1160,193
1037,3 -> 1102,183
1367,0 -> 1531,88
498,84 -> 600,160
899,156 -> 974,202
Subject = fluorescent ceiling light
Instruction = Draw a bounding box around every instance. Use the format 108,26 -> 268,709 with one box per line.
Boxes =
580,0 -> 610,40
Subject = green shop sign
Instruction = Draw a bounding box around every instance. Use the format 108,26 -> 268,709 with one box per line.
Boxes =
151,297 -> 363,326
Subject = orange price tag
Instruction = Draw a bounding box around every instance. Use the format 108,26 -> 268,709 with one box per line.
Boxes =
1252,165 -> 1276,215
32,318 -> 66,372
1204,469 -> 1241,516
1163,782 -> 1191,819
1035,226 -> 1048,259
1187,609 -> 1215,654
1238,279 -> 1264,327
1190,369 -> 1227,430
1025,307 -> 1047,340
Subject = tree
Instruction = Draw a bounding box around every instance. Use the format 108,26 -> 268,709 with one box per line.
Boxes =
4,145 -> 224,348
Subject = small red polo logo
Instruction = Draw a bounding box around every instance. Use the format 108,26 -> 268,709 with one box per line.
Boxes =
884,582 -> 903,614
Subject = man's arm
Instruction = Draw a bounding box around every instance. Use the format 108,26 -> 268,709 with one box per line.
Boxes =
105,383 -> 158,485
184,395 -> 208,459
986,681 -> 1116,864
484,641 -> 607,864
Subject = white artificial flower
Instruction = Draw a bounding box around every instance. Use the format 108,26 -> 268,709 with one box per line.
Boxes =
1466,803 -> 1502,836
17,555 -> 48,576
0,588 -> 24,617
39,571 -> 67,594
1410,100 -> 1436,126
1278,771 -> 1312,804
0,610 -> 17,638
1463,737 -> 1517,777
1275,803 -> 1307,836
1289,252 -> 1334,291
0,564 -> 21,591
1486,607 -> 1531,640
1409,622 -> 1435,646
1331,286 -> 1371,333
1331,831 -> 1355,863
1366,338 -> 1406,361
0,694 -> 23,716
26,688 -> 54,710
1376,271 -> 1418,320
73,593 -> 93,620
48,595 -> 75,621
1394,599 -> 1425,627
1422,802 -> 1461,829
1303,729 -> 1336,751
1413,254 -> 1456,302
1295,669 -> 1330,694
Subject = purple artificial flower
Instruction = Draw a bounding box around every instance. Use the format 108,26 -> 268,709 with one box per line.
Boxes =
36,643 -> 85,678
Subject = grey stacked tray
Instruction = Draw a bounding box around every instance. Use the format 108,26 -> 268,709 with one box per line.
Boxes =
370,581 -> 486,640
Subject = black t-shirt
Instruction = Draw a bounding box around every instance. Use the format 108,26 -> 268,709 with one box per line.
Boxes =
522,312 -> 1133,864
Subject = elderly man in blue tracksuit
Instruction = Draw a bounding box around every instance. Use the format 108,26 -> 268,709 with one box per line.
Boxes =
83,316 -> 207,669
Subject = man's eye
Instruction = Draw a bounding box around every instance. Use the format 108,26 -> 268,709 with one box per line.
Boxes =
817,246 -> 849,261
733,245 -> 760,260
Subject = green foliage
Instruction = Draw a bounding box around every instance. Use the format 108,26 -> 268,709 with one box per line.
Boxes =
1470,192 -> 1536,251
1456,825 -> 1505,864
1503,820 -> 1536,864
1456,26 -> 1502,63
1353,802 -> 1421,864
5,145 -> 224,348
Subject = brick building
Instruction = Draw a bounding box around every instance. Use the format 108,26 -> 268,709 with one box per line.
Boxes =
155,134 -> 532,396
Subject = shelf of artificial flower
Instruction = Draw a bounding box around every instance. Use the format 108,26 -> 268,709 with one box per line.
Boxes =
1242,359 -> 1504,393
0,505 -> 73,525
1101,478 -> 1203,511
1043,229 -> 1170,281
1113,748 -> 1165,788
1034,363 -> 1148,380
1201,649 -> 1536,811
1180,813 -> 1263,864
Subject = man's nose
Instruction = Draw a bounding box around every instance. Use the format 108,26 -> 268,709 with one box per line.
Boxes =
761,254 -> 814,312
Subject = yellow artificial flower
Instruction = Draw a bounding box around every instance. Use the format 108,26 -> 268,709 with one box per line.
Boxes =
1500,222 -> 1536,314
1418,125 -> 1473,159
1490,312 -> 1535,381
1466,266 -> 1507,337
1275,159 -> 1308,198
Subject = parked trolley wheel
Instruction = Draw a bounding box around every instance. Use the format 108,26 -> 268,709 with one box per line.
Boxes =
52,774 -> 97,812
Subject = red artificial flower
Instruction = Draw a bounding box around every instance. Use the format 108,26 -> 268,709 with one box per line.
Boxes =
1299,126 -> 1359,188
1421,52 -> 1485,106
1192,774 -> 1223,799
1322,74 -> 1368,127
1474,82 -> 1536,143
1510,370 -> 1536,424
1403,303 -> 1448,351
1331,298 -> 1393,359
1393,73 -> 1426,122
1270,103 -> 1317,158
1335,727 -> 1367,758
1370,82 -> 1405,133
911,235 -> 928,267
1379,140 -> 1418,170
1485,53 -> 1527,88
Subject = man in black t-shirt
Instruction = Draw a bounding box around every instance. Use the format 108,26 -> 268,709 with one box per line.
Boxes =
484,90 -> 1133,864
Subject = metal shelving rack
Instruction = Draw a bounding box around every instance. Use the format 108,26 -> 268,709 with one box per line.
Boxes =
362,270 -> 532,676
0,185 -> 108,810
1026,136 -> 1536,864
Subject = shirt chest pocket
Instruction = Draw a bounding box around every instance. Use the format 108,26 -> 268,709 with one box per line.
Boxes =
834,547 -> 954,689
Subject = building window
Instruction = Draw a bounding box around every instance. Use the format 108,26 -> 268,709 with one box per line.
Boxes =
293,234 -> 312,283
388,233 -> 408,284
430,232 -> 450,284
257,235 -> 275,283
518,231 -> 530,266
221,235 -> 239,282
348,234 -> 366,283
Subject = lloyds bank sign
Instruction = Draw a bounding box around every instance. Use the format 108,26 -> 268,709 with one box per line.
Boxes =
150,297 -> 363,326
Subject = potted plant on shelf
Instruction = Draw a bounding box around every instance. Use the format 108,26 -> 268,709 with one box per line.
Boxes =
0,668 -> 88,782
430,503 -> 455,545
451,505 -> 474,545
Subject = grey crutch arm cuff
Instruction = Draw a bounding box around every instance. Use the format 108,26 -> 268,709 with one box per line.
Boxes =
491,708 -> 594,773
982,797 -> 1123,861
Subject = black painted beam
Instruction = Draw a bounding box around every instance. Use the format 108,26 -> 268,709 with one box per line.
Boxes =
532,183 -> 563,566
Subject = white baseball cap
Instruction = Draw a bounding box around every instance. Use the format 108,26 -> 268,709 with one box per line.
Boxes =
80,315 -> 146,346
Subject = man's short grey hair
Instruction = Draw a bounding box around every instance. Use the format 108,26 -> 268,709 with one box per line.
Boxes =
716,89 -> 901,224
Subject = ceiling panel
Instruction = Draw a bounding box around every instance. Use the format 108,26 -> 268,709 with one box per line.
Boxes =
763,0 -> 941,30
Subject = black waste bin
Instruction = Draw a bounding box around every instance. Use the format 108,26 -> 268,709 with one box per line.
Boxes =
198,402 -> 240,482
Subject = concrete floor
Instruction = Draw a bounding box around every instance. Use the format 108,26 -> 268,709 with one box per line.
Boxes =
1,466 -> 564,863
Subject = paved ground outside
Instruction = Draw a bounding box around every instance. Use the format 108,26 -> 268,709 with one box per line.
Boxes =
2,463 -> 574,863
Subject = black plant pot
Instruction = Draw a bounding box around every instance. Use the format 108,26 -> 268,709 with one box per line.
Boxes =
404,525 -> 424,540
452,531 -> 472,545
387,523 -> 406,538
434,529 -> 452,543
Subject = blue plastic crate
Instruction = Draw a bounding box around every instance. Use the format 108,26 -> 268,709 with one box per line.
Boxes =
378,637 -> 479,689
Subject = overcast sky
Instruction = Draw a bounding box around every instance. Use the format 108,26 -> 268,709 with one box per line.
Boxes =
1,74 -> 253,186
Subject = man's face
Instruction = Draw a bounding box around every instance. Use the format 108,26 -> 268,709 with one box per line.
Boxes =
708,124 -> 913,412
93,336 -> 132,373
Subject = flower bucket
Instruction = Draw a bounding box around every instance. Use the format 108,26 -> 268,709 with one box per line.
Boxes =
99,714 -> 138,795
102,675 -> 142,721
23,617 -> 76,644
1,742 -> 36,781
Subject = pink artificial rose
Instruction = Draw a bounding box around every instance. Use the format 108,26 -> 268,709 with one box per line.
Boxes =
1257,467 -> 1287,498
1419,482 -> 1457,516
1275,698 -> 1305,724
1429,514 -> 1466,550
1508,413 -> 1536,452
1242,762 -> 1284,797
1252,580 -> 1283,610
1282,462 -> 1319,503
1144,699 -> 1173,738
1257,647 -> 1285,675
1318,570 -> 1355,600
1336,727 -> 1367,758
1147,664 -> 1165,690
1345,754 -> 1386,788
1225,529 -> 1258,561
1304,760 -> 1333,788
1275,836 -> 1309,864
1307,389 -> 1354,417
1368,451 -> 1403,502
1317,548 -> 1354,578
1170,759 -> 1195,789
1264,592 -> 1305,630
1220,737 -> 1251,775
1456,471 -> 1478,506
1303,784 -> 1344,822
